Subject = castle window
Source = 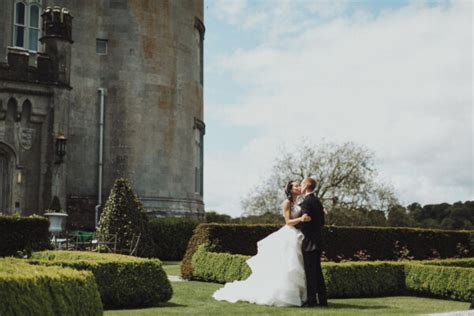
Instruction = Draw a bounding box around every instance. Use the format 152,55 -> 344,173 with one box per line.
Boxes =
194,18 -> 205,86
29,5 -> 40,51
96,39 -> 108,55
14,2 -> 26,47
13,1 -> 42,52
194,118 -> 205,196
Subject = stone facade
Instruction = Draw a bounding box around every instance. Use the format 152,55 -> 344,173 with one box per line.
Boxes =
0,0 -> 205,229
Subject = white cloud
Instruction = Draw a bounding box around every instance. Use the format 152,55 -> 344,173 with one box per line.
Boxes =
205,1 -> 473,216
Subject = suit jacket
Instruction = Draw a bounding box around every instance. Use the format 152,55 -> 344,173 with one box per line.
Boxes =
295,193 -> 325,252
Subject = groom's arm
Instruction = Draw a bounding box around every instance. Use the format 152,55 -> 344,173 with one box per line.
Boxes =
296,199 -> 311,229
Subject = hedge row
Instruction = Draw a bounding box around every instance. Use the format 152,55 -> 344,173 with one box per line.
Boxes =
181,224 -> 473,279
148,217 -> 199,260
0,258 -> 102,315
421,258 -> 474,268
0,215 -> 50,256
189,247 -> 473,302
192,244 -> 251,283
30,250 -> 172,309
405,264 -> 473,301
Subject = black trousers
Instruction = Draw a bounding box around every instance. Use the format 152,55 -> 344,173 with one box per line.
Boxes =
303,248 -> 327,304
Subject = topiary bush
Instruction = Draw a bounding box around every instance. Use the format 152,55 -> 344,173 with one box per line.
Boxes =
148,216 -> 199,260
97,178 -> 153,256
0,214 -> 50,257
29,250 -> 172,309
0,258 -> 102,315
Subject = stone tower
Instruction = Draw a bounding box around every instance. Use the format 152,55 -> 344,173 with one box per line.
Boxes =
0,0 -> 205,228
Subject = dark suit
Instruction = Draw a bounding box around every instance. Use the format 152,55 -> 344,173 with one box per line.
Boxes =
295,193 -> 327,306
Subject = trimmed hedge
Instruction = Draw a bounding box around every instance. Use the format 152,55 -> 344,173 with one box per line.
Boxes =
405,264 -> 473,301
181,224 -> 473,279
323,262 -> 406,298
421,258 -> 474,268
29,250 -> 172,309
0,214 -> 50,256
191,244 -> 406,298
149,217 -> 199,260
192,244 -> 251,283
0,258 -> 102,315
189,246 -> 473,302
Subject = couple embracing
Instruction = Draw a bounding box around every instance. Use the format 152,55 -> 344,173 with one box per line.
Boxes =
213,177 -> 328,308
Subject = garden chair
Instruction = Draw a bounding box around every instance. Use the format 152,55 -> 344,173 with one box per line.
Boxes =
115,234 -> 141,256
93,233 -> 118,253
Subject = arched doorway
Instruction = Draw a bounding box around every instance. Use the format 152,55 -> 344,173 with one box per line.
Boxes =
0,143 -> 14,213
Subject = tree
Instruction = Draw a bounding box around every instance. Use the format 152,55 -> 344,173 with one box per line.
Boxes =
97,178 -> 151,254
387,205 -> 414,227
205,211 -> 233,223
242,141 -> 399,216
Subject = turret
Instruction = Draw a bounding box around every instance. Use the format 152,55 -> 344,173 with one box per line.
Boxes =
39,7 -> 73,86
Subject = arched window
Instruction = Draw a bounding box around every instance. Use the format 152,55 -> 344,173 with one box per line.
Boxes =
0,142 -> 16,213
13,0 -> 42,52
194,18 -> 205,86
194,118 -> 205,196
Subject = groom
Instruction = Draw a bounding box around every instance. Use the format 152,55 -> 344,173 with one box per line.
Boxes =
296,177 -> 328,307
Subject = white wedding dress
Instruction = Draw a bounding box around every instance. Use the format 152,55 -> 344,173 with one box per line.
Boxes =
212,202 -> 307,306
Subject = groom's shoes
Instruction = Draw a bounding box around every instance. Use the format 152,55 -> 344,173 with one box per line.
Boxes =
302,301 -> 317,308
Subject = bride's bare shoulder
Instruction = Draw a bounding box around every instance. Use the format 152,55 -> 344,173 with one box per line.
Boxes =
281,199 -> 291,208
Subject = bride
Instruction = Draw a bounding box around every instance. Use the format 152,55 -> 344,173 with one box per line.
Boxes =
212,180 -> 311,306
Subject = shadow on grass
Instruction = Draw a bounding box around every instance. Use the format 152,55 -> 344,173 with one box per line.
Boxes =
155,302 -> 187,308
328,302 -> 388,310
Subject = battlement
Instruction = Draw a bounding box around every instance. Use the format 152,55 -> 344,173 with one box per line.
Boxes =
0,47 -> 57,85
41,7 -> 73,43
0,6 -> 72,86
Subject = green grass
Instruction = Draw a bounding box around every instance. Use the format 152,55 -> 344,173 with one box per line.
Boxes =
105,262 -> 470,315
162,261 -> 181,276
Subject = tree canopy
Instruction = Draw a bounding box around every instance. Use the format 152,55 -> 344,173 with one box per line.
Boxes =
242,141 -> 398,215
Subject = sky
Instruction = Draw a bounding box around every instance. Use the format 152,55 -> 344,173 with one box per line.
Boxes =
202,0 -> 473,217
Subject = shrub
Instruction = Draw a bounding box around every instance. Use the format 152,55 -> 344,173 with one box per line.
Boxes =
181,224 -> 278,279
421,257 -> 474,268
405,264 -> 473,301
0,258 -> 102,315
29,250 -> 172,309
191,244 -> 251,283
323,262 -> 406,298
97,178 -> 153,256
0,214 -> 50,257
149,216 -> 199,260
181,224 -> 473,279
189,246 -> 473,302
190,245 -> 406,297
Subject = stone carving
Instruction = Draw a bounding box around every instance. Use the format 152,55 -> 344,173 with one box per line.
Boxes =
20,128 -> 35,150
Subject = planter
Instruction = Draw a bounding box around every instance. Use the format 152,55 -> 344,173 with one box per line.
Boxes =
44,212 -> 68,234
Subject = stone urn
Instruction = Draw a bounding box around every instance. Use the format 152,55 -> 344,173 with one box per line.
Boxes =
44,212 -> 68,234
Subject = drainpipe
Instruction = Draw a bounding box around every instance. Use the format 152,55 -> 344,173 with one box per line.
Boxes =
95,88 -> 106,229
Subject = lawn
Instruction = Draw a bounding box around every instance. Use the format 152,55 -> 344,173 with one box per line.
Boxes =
162,261 -> 181,276
105,262 -> 470,316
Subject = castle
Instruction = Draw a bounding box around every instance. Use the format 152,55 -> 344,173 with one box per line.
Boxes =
0,0 -> 205,229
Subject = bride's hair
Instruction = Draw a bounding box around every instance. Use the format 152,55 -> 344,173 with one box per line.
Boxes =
284,180 -> 295,202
